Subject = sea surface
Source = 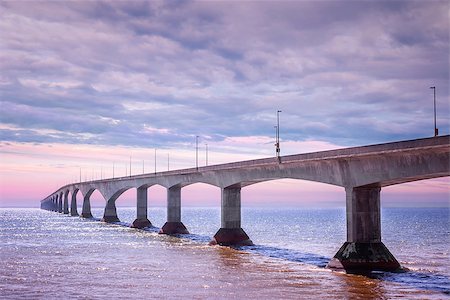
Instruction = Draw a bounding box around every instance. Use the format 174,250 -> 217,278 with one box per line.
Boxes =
0,207 -> 449,299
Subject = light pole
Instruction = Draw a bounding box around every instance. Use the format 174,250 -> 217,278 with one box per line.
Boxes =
276,110 -> 281,162
129,154 -> 132,177
430,86 -> 438,137
205,143 -> 208,166
196,135 -> 199,170
112,162 -> 115,178
154,148 -> 157,175
167,153 -> 170,171
79,167 -> 81,183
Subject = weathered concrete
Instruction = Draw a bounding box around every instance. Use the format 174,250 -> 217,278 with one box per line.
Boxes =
81,190 -> 93,218
327,186 -> 400,271
160,186 -> 189,234
63,190 -> 69,214
40,135 -> 450,271
327,242 -> 400,272
58,194 -> 63,213
131,187 -> 152,228
102,199 -> 120,223
212,187 -> 252,246
70,190 -> 79,216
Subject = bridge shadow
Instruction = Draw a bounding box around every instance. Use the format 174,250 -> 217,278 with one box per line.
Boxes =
82,218 -> 450,296
240,244 -> 450,296
367,268 -> 450,296
240,244 -> 330,268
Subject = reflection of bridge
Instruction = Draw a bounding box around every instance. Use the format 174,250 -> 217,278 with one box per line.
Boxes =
41,135 -> 449,272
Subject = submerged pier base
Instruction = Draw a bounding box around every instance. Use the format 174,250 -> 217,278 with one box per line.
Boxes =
327,242 -> 400,272
211,187 -> 253,246
131,218 -> 152,228
131,187 -> 152,228
159,186 -> 189,234
212,228 -> 252,246
160,221 -> 189,234
102,200 -> 120,223
327,186 -> 400,272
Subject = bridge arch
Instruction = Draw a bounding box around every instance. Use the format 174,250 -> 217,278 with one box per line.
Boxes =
240,178 -> 344,207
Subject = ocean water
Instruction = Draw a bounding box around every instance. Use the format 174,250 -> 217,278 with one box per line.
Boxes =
0,207 -> 449,299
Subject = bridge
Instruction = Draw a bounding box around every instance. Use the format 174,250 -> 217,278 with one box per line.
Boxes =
41,135 -> 450,272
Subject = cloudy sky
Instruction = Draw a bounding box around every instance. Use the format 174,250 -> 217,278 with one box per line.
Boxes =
1,0 -> 448,207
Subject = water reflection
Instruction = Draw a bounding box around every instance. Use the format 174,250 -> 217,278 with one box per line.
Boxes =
335,271 -> 388,300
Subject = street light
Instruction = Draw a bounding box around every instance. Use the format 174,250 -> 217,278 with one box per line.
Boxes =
430,87 -> 438,137
154,148 -> 157,175
196,135 -> 199,170
205,143 -> 208,166
275,110 -> 282,162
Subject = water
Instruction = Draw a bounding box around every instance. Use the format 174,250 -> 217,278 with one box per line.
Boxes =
1,207 -> 449,299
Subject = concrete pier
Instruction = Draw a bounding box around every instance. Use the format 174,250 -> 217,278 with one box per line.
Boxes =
63,191 -> 69,214
160,186 -> 189,234
58,195 -> 63,213
81,191 -> 93,218
131,187 -> 152,228
327,186 -> 400,271
102,199 -> 120,223
70,191 -> 79,216
212,187 -> 253,246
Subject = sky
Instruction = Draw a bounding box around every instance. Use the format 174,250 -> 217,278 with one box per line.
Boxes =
0,0 -> 449,208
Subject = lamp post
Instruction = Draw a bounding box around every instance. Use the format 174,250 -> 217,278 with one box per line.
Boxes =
275,110 -> 281,162
196,135 -> 199,170
167,153 -> 170,171
154,149 -> 157,175
430,86 -> 438,137
129,154 -> 132,177
205,143 -> 208,166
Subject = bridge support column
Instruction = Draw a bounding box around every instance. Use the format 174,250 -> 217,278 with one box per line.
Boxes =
70,192 -> 79,216
160,186 -> 189,234
102,200 -> 120,223
63,192 -> 69,214
58,197 -> 63,213
328,186 -> 400,272
212,187 -> 253,246
81,193 -> 93,218
131,187 -> 152,228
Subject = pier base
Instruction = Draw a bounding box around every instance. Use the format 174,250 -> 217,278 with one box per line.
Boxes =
327,242 -> 400,272
211,228 -> 253,246
101,216 -> 120,223
80,212 -> 93,218
131,218 -> 152,229
159,222 -> 189,234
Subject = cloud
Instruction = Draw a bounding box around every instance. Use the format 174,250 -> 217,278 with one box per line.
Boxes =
0,0 -> 448,150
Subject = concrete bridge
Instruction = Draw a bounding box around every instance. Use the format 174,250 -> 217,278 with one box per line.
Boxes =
41,135 -> 450,272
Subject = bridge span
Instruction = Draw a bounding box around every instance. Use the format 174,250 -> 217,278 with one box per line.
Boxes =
41,135 -> 449,272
